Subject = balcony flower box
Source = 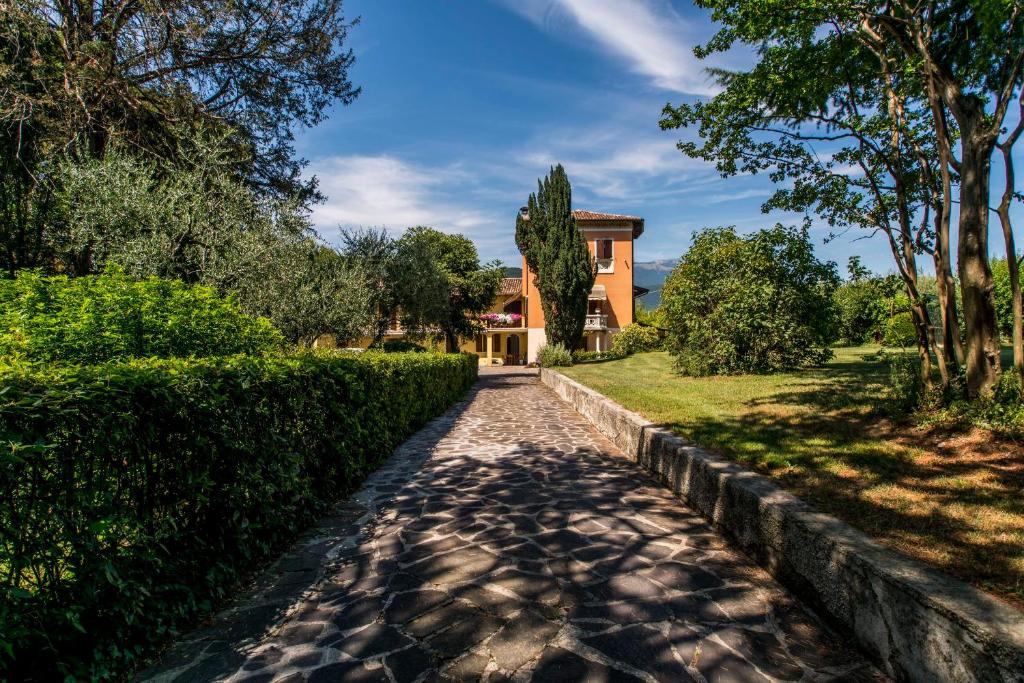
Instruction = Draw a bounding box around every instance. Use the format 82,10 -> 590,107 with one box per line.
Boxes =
480,312 -> 523,327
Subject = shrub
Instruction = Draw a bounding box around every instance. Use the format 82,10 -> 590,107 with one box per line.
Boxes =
920,372 -> 1024,436
881,312 -> 919,348
884,351 -> 925,413
991,257 -> 1021,339
571,350 -> 624,363
0,270 -> 283,362
0,351 -> 477,680
611,323 -> 661,356
536,343 -> 572,367
833,275 -> 902,345
662,225 -> 839,375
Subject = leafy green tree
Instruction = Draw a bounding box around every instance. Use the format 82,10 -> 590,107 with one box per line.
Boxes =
388,232 -> 452,342
43,132 -> 312,280
882,312 -> 920,349
340,227 -> 459,345
1,0 -> 359,204
834,260 -> 903,345
398,227 -> 502,352
635,302 -> 667,329
846,256 -> 871,283
48,140 -> 373,346
0,270 -> 283,362
610,323 -> 661,356
864,1 -> 1023,396
233,241 -> 373,347
993,257 -> 1024,343
515,165 -> 595,348
659,3 -> 953,390
662,225 -> 839,375
662,0 -> 1023,397
341,228 -> 400,342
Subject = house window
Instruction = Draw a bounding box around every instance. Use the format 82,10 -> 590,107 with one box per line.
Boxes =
475,334 -> 486,352
595,238 -> 614,272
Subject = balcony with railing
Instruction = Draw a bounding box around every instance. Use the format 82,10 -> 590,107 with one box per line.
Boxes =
584,314 -> 608,330
479,312 -> 525,329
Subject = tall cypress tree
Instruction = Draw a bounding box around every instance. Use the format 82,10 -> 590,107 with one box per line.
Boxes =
515,165 -> 595,348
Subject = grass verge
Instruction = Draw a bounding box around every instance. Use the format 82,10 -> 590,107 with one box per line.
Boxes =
561,346 -> 1024,608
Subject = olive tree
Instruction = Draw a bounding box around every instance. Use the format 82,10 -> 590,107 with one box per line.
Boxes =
397,227 -> 502,352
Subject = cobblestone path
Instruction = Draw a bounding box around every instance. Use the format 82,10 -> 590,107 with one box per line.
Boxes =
179,370 -> 880,682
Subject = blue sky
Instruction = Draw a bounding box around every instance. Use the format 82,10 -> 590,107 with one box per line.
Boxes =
295,0 -> 1021,275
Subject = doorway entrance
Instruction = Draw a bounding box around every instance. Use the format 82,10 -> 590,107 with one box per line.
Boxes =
506,334 -> 522,365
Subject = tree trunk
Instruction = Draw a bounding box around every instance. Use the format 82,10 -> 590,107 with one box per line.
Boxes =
934,248 -> 963,370
926,82 -> 965,371
957,125 -> 1002,397
445,329 -> 459,353
911,299 -> 936,390
883,225 -> 935,389
997,143 -> 1023,389
931,152 -> 964,371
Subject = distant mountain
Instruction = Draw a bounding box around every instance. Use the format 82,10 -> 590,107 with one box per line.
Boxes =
503,266 -> 522,277
634,259 -> 679,308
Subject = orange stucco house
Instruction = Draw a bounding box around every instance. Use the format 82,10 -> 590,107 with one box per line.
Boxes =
463,209 -> 646,365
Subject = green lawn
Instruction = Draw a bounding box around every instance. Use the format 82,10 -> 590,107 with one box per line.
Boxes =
562,347 -> 1024,607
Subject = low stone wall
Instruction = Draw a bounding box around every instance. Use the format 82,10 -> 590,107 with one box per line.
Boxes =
541,368 -> 1024,683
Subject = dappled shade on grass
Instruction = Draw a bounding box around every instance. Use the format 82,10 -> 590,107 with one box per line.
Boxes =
563,348 -> 1024,608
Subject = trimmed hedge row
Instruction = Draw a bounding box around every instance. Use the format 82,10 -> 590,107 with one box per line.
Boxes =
0,351 -> 477,680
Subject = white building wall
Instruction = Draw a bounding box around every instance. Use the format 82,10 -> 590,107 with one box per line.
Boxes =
526,328 -> 547,363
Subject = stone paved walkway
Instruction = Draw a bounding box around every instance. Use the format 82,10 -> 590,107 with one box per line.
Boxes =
152,369 -> 882,682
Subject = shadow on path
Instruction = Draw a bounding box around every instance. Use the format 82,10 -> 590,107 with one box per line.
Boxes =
140,371 -> 882,682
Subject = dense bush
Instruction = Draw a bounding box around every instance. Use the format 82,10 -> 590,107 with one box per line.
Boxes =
0,270 -> 283,362
834,275 -> 902,345
537,343 -> 572,367
611,323 -> 661,356
881,311 -> 919,348
992,257 -> 1022,339
0,351 -> 477,680
662,225 -> 839,375
634,303 -> 667,329
884,351 -> 926,413
913,370 -> 1024,436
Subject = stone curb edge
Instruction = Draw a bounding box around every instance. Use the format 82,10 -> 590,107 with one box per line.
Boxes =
540,368 -> 1024,683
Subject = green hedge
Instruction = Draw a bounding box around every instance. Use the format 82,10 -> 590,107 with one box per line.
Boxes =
0,270 -> 283,363
0,351 -> 477,680
570,350 -> 624,363
610,323 -> 661,356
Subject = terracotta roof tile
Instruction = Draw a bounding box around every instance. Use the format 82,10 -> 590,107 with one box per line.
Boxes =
518,208 -> 644,238
571,210 -> 643,222
499,277 -> 522,296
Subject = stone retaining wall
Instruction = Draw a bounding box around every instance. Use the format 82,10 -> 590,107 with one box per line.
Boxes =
541,368 -> 1024,683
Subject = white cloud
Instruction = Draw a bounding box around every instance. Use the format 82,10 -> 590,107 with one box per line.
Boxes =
705,188 -> 772,204
518,132 -> 715,203
305,155 -> 520,260
499,0 -> 717,95
831,163 -> 867,178
308,155 -> 491,234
